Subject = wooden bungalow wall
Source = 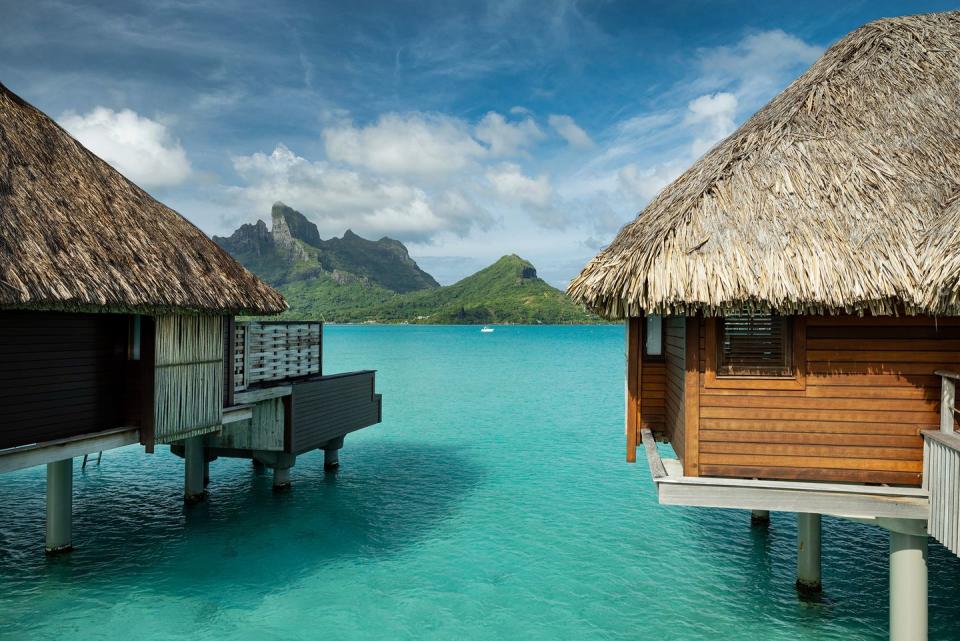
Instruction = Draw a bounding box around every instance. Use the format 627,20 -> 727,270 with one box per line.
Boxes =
662,317 -> 687,468
0,311 -> 128,449
693,316 -> 960,486
631,315 -> 960,486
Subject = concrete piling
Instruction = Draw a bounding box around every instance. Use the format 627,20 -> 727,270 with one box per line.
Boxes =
183,436 -> 206,502
324,437 -> 344,471
45,458 -> 73,554
273,466 -> 292,490
890,531 -> 927,641
796,513 -> 822,593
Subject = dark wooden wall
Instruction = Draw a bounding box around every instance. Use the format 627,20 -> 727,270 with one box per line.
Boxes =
0,310 -> 129,449
663,317 -> 687,467
694,316 -> 960,486
287,371 -> 381,455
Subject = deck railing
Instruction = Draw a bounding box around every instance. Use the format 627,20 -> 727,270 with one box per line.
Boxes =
234,321 -> 322,392
923,371 -> 960,555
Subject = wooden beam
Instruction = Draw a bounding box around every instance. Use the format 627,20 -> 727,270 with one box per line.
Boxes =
658,478 -> 930,519
234,386 -> 292,404
222,404 -> 254,425
626,318 -> 641,462
684,315 -> 700,476
640,427 -> 667,479
0,427 -> 140,474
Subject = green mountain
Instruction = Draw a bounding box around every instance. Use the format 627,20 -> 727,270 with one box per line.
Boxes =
215,203 -> 596,323
213,202 -> 439,293
351,255 -> 595,324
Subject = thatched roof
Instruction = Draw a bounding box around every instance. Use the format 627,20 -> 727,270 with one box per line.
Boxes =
0,82 -> 286,315
568,11 -> 960,319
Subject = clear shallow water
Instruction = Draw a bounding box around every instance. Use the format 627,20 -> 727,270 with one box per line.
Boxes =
2,324 -> 960,641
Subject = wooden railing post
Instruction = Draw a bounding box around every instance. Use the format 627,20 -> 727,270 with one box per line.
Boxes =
940,374 -> 956,434
626,318 -> 641,462
243,321 -> 252,389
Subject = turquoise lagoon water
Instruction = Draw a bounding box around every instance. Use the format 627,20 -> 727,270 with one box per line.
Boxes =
2,324 -> 960,640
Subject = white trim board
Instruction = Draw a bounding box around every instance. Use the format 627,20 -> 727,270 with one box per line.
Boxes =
0,427 -> 140,474
640,428 -> 929,522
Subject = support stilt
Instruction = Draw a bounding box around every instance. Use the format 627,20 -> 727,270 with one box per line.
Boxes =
183,436 -> 206,502
890,531 -> 927,641
203,460 -> 210,488
273,466 -> 291,491
252,459 -> 265,473
751,510 -> 770,526
324,436 -> 344,471
796,513 -> 822,593
45,458 -> 73,554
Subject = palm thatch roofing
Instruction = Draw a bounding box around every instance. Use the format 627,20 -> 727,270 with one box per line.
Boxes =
0,82 -> 286,315
568,11 -> 960,319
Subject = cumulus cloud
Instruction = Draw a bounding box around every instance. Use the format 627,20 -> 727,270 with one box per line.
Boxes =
485,163 -> 568,228
617,161 -> 686,201
685,92 -> 738,157
474,112 -> 544,156
696,30 -> 822,107
322,113 -> 486,178
486,163 -> 553,208
231,144 -> 491,241
59,107 -> 191,187
548,114 -> 594,148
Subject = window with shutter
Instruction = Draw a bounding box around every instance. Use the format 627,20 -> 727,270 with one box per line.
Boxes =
717,313 -> 793,377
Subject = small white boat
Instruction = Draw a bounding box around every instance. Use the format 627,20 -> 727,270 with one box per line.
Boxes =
480,326 -> 494,333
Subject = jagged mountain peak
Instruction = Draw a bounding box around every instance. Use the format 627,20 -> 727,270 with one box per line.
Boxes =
271,202 -> 321,247
215,204 -> 439,294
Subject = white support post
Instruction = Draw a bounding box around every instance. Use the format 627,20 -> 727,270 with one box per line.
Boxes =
324,448 -> 339,470
941,376 -> 955,434
324,436 -> 344,471
890,531 -> 927,641
273,466 -> 291,490
45,458 -> 73,554
796,513 -> 822,593
183,436 -> 206,502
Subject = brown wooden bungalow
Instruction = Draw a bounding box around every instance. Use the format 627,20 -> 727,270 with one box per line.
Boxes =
568,12 -> 960,641
0,82 -> 381,554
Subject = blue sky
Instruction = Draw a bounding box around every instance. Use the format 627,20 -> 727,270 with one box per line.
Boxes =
2,0 -> 957,285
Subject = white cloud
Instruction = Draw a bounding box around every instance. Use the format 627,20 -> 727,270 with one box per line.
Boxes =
618,160 -> 686,202
696,30 -> 822,107
59,107 -> 191,187
548,114 -> 594,148
486,163 -> 553,208
231,144 -> 490,242
474,112 -> 544,156
685,92 -> 738,157
485,162 -> 568,228
322,113 -> 486,178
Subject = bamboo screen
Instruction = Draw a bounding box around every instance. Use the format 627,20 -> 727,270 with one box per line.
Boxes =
154,315 -> 224,443
234,322 -> 321,392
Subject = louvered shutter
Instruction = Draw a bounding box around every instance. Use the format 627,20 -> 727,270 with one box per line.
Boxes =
717,313 -> 792,376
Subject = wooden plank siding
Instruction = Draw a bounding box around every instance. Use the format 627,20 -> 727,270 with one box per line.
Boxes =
640,359 -> 665,434
287,371 -> 382,455
663,317 -> 687,469
0,311 -> 129,450
695,315 -> 960,486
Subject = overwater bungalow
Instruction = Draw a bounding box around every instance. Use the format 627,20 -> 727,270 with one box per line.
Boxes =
0,82 -> 381,554
569,12 -> 960,641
